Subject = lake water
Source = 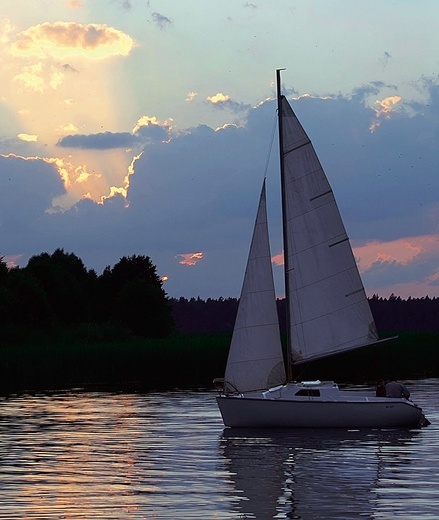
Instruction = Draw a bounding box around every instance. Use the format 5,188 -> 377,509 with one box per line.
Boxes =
1,380 -> 438,519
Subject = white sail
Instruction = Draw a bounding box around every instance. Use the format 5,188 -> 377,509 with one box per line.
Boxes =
224,181 -> 286,393
280,96 -> 379,364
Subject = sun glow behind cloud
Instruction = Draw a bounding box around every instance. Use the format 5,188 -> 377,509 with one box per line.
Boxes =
369,96 -> 402,132
0,19 -> 139,211
1,1 -> 439,301
207,93 -> 230,105
10,22 -> 135,60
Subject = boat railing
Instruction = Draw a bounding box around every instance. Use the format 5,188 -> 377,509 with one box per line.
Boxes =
213,378 -> 243,396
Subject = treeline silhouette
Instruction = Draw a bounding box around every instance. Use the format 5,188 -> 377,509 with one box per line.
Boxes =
0,249 -> 174,343
2,249 -> 438,341
170,294 -> 439,334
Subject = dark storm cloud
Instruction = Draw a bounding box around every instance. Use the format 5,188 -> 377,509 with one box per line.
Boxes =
208,97 -> 251,113
0,155 -> 66,251
57,123 -> 169,149
57,131 -> 136,149
2,78 -> 439,298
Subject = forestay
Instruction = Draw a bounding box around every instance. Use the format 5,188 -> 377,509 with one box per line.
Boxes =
224,181 -> 286,393
280,96 -> 379,364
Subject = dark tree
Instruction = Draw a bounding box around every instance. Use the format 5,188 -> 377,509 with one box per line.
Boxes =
0,255 -> 8,284
25,248 -> 96,326
3,268 -> 53,329
97,255 -> 174,338
0,256 -> 10,327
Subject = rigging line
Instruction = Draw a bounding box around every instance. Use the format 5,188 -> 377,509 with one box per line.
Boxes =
263,109 -> 278,179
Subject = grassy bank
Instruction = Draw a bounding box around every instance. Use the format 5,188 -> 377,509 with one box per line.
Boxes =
294,331 -> 439,384
0,331 -> 438,394
0,332 -> 231,395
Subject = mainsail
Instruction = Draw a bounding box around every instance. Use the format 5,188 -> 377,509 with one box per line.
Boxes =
279,95 -> 379,364
224,181 -> 286,393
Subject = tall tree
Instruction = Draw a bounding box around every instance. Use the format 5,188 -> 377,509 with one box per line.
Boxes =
98,255 -> 174,337
25,248 -> 96,326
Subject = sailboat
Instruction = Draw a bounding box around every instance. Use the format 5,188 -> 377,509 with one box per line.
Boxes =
214,70 -> 427,429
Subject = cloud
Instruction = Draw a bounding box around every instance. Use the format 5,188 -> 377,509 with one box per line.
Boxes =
355,236 -> 436,272
207,92 -> 250,113
13,62 -> 45,92
0,19 -> 15,44
57,123 -> 78,135
176,252 -> 204,266
355,235 -> 439,297
0,154 -> 66,225
186,92 -> 198,102
370,95 -> 402,132
18,133 -> 38,142
11,22 -> 135,60
208,93 -> 230,105
2,79 -> 439,299
132,115 -> 172,137
115,0 -> 133,10
2,254 -> 24,268
152,12 -> 173,30
57,131 -> 137,150
57,116 -> 171,149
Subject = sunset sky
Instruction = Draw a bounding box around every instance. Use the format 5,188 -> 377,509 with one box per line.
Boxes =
1,0 -> 439,299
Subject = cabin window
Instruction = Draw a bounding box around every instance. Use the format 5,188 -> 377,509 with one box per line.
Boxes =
295,389 -> 321,397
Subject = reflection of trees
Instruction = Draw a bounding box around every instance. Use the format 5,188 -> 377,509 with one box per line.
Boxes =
220,428 -> 419,519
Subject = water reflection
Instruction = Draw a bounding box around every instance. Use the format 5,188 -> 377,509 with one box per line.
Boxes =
0,382 -> 438,519
0,391 -> 231,519
1,393 -> 145,518
219,378 -> 439,520
220,428 -> 426,519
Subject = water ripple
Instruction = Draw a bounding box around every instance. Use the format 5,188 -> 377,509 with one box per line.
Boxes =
0,381 -> 438,518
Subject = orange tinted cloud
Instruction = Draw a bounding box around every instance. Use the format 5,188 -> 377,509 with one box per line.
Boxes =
3,254 -> 24,268
271,252 -> 284,266
11,22 -> 134,60
354,235 -> 438,272
176,252 -> 203,266
370,95 -> 401,132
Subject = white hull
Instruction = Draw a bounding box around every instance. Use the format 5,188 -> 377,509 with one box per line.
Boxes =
216,382 -> 425,429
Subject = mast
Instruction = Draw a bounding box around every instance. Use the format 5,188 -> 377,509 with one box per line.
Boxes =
276,69 -> 292,380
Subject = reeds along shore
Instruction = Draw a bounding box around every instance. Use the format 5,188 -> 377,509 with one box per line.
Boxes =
0,331 -> 438,395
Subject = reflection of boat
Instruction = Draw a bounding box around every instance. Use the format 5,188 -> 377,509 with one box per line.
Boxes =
220,428 -> 420,518
214,70 -> 427,428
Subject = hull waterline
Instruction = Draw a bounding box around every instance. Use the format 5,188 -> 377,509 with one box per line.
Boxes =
216,395 -> 425,429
